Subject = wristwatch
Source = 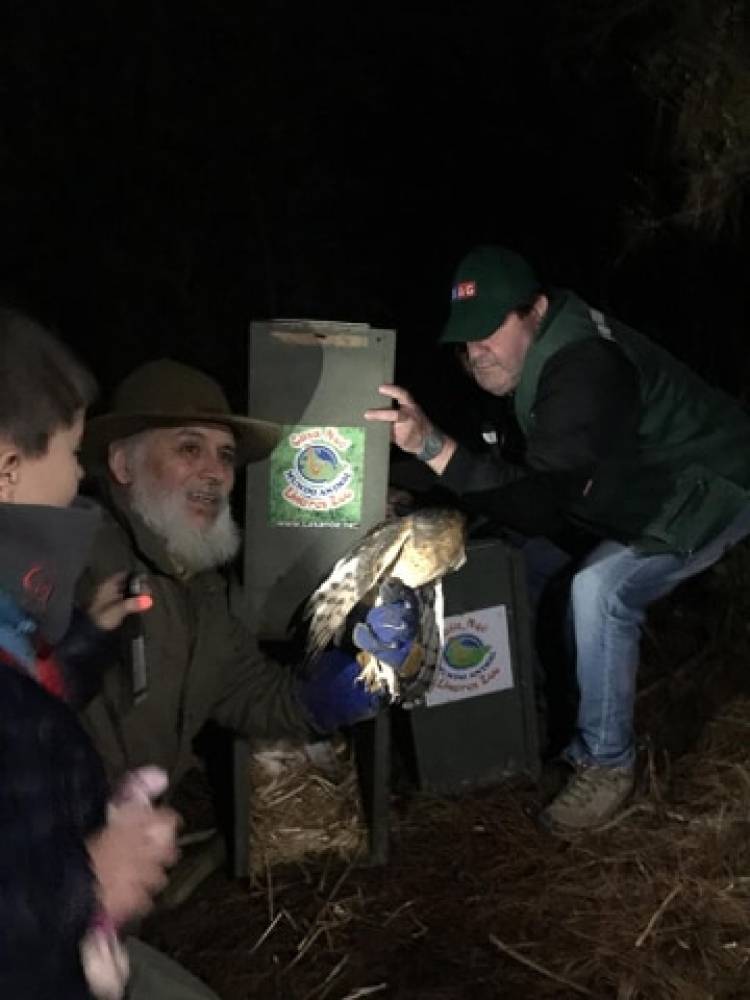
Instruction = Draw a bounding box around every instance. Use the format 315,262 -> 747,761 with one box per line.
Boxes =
416,426 -> 446,463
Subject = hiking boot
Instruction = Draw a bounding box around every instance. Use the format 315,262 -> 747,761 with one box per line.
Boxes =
537,756 -> 577,807
539,763 -> 634,835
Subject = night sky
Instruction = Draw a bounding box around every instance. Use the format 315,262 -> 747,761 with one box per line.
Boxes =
1,2 -> 748,436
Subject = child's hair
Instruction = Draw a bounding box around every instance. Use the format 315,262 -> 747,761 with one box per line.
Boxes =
0,307 -> 97,456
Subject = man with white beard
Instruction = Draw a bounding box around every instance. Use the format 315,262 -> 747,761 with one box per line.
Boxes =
119,427 -> 243,576
77,359 -> 417,896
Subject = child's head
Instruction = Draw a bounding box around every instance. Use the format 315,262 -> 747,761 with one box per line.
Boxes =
0,308 -> 97,507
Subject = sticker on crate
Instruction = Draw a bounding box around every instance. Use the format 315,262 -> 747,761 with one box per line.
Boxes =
268,425 -> 365,527
425,604 -> 514,706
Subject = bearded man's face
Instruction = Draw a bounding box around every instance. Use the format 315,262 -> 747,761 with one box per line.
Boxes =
110,425 -> 241,572
135,425 -> 236,524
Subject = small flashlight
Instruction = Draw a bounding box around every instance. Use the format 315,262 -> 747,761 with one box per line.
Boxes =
125,572 -> 149,704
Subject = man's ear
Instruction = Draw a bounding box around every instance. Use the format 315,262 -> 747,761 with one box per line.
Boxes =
0,443 -> 21,501
108,442 -> 133,485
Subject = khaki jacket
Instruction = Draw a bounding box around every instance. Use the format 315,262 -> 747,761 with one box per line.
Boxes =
78,485 -> 312,786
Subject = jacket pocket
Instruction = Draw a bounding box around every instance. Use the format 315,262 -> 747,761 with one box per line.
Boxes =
644,465 -> 749,555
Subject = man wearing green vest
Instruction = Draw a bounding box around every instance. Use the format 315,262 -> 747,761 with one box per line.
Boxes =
366,245 -> 750,834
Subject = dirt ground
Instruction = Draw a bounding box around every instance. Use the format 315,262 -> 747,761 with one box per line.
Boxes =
143,548 -> 750,1000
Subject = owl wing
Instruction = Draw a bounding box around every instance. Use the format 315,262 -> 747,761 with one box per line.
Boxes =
303,516 -> 412,661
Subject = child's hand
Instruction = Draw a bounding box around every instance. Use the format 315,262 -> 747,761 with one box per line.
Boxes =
82,768 -> 172,995
87,797 -> 180,925
87,572 -> 152,632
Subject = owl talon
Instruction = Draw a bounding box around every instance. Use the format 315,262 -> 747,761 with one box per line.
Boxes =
356,651 -> 396,699
399,641 -> 425,679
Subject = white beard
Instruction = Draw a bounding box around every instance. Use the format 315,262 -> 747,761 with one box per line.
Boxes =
129,473 -> 241,574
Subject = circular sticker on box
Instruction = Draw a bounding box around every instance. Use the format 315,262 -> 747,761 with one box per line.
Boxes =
269,425 -> 365,527
443,633 -> 495,673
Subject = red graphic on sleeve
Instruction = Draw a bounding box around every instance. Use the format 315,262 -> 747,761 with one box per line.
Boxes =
22,565 -> 55,609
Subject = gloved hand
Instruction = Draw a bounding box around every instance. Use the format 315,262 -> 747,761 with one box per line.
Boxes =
298,581 -> 419,733
352,579 -> 419,669
298,647 -> 382,733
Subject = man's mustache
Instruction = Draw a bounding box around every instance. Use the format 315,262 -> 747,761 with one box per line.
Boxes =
184,485 -> 228,504
468,357 -> 512,373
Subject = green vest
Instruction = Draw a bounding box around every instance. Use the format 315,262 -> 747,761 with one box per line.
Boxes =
513,292 -> 750,554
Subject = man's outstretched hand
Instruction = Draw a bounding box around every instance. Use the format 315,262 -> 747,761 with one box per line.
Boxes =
364,385 -> 456,471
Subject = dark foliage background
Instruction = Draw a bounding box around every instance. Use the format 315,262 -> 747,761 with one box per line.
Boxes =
1,1 -> 748,439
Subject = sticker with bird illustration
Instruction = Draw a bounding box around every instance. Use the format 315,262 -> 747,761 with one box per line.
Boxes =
269,425 -> 365,527
425,604 -> 514,706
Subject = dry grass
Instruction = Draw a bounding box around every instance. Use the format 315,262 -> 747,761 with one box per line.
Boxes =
248,741 -> 367,877
467,703 -> 750,999
145,548 -> 750,999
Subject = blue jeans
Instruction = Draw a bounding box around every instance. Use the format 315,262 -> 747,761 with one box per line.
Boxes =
564,504 -> 750,768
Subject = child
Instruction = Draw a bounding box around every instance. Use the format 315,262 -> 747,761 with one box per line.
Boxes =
0,309 -> 179,999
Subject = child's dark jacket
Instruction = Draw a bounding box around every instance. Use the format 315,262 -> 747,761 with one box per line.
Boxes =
0,596 -> 109,999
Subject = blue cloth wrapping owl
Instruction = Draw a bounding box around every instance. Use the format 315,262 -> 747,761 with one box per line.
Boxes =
298,582 -> 419,733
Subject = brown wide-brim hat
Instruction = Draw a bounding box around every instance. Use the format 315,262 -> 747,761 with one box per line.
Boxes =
84,358 -> 281,467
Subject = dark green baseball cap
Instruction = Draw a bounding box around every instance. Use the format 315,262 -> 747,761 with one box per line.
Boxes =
441,245 -> 542,344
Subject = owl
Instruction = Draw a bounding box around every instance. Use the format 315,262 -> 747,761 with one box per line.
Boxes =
303,508 -> 467,704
